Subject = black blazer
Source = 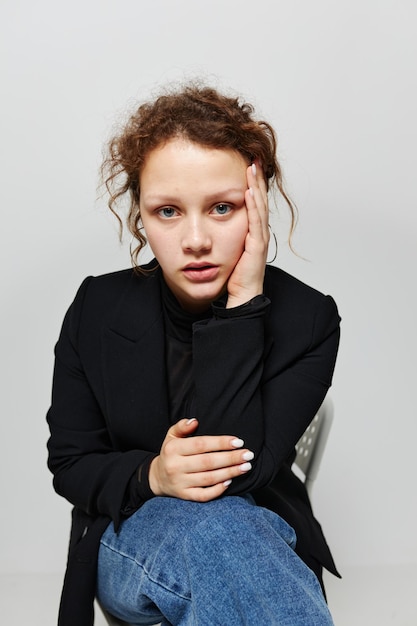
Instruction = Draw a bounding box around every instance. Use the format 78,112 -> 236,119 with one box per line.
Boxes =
47,261 -> 341,626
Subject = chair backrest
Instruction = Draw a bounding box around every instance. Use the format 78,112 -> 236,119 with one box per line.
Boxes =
293,396 -> 334,496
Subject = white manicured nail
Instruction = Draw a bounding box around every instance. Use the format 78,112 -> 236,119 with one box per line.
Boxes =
252,163 -> 257,176
224,479 -> 232,487
242,451 -> 254,461
240,462 -> 252,472
186,418 -> 197,425
231,438 -> 244,448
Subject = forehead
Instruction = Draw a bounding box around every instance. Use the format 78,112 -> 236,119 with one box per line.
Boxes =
140,139 -> 248,188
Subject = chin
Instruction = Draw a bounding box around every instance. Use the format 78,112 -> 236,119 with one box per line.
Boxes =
195,285 -> 226,302
181,286 -> 226,311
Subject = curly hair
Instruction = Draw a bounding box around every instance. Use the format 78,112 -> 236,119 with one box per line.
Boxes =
101,83 -> 297,268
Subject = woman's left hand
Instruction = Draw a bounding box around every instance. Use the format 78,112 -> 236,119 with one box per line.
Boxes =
226,161 -> 270,308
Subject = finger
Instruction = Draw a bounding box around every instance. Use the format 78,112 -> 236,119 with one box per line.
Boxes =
179,462 -> 252,498
246,165 -> 269,237
168,417 -> 199,439
183,459 -> 253,489
247,159 -> 268,201
175,448 -> 254,475
244,187 -> 269,252
167,433 -> 246,456
247,161 -> 268,208
179,458 -> 254,502
182,481 -> 232,503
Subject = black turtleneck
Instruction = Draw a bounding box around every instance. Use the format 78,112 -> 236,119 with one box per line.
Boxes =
160,279 -> 212,424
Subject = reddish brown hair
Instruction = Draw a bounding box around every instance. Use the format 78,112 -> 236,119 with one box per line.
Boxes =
102,83 -> 297,267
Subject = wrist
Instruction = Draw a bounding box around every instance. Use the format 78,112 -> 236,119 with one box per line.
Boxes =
226,291 -> 263,309
148,456 -> 163,496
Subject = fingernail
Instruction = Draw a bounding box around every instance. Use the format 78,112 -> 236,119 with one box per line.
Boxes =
231,438 -> 244,448
186,418 -> 197,425
242,451 -> 254,461
240,462 -> 252,472
252,163 -> 257,176
249,187 -> 254,197
224,479 -> 232,487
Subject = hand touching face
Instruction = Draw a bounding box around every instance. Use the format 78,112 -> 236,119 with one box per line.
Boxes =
225,159 -> 270,308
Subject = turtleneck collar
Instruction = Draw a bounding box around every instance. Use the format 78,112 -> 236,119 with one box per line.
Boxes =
160,277 -> 212,342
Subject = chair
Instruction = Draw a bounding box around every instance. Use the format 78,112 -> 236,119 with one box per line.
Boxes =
292,396 -> 334,496
99,397 -> 334,625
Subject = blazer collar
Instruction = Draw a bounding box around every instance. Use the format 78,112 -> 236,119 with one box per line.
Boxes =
101,265 -> 171,448
106,260 -> 162,341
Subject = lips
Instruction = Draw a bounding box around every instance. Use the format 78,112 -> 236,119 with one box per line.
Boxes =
182,263 -> 220,282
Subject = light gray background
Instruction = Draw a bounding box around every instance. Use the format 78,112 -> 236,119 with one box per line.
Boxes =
1,0 -> 416,586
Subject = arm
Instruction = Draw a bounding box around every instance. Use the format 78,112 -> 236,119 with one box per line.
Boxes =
192,290 -> 340,494
47,278 -> 156,526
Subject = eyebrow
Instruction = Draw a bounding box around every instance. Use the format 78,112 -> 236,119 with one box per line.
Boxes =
142,188 -> 246,205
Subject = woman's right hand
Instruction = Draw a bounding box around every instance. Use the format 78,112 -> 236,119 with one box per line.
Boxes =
148,418 -> 254,502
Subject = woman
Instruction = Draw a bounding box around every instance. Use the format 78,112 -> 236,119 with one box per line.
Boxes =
47,84 -> 341,626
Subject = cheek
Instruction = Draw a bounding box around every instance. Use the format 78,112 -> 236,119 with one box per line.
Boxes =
142,224 -> 169,255
226,218 -> 249,257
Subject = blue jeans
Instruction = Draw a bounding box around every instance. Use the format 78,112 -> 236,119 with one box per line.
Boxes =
97,495 -> 334,626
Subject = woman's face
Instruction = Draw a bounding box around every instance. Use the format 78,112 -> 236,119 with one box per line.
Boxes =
139,138 -> 249,312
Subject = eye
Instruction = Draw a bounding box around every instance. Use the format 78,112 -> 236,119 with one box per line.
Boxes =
212,203 -> 232,216
157,207 -> 178,219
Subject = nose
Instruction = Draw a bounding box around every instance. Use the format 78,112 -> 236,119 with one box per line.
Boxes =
181,215 -> 212,253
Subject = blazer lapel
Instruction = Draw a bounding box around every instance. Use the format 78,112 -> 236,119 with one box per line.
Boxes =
101,269 -> 170,450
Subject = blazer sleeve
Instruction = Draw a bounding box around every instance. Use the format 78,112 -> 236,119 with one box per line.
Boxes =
46,278 -> 155,528
192,284 -> 340,495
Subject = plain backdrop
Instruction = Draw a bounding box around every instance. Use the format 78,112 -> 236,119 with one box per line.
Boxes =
1,0 -> 416,592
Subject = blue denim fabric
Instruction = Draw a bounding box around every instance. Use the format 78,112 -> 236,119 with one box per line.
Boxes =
97,495 -> 334,626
